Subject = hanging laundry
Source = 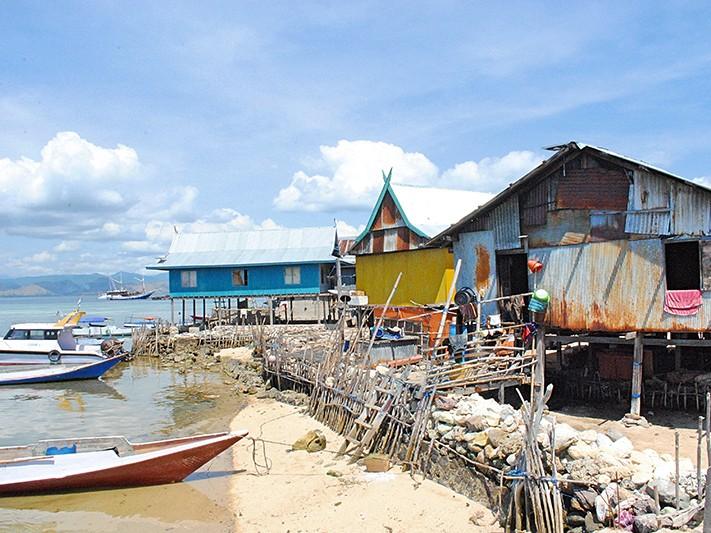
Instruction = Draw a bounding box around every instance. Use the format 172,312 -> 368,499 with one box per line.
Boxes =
664,289 -> 703,316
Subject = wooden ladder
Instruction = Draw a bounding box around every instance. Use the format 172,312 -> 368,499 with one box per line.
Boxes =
337,369 -> 409,464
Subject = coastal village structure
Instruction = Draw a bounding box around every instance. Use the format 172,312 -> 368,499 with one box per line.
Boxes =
350,170 -> 491,306
429,141 -> 711,415
149,226 -> 349,324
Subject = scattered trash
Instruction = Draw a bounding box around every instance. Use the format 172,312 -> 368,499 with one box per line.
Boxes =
292,430 -> 327,453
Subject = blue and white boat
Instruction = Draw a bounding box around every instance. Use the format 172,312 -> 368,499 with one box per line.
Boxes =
73,316 -> 132,339
0,355 -> 124,386
0,311 -> 114,366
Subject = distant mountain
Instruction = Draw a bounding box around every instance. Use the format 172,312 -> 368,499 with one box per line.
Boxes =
0,272 -> 168,297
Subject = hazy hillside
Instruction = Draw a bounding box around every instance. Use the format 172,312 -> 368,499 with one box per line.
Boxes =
0,272 -> 168,297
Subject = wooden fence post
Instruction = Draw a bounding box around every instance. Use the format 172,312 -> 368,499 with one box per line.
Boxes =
630,333 -> 643,416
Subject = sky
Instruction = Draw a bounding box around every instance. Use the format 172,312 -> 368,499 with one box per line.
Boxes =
1,1 -> 710,276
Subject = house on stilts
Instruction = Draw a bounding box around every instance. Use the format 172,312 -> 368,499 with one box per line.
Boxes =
148,226 -> 352,324
349,170 -> 491,338
428,141 -> 711,416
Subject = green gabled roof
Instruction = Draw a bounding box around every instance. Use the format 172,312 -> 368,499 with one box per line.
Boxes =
352,169 -> 430,248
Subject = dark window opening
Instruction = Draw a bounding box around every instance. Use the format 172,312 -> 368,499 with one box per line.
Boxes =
665,241 -> 700,290
232,269 -> 248,286
496,253 -> 529,296
496,253 -> 530,324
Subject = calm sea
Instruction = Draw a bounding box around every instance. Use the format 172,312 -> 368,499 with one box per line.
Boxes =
0,295 -> 243,532
0,294 -> 172,333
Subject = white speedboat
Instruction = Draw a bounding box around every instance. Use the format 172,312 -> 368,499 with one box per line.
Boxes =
73,316 -> 132,338
0,311 -> 111,366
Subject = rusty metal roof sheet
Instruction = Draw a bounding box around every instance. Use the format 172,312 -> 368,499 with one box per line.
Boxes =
428,141 -> 711,246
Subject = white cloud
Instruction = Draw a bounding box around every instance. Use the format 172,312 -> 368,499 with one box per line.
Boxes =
693,176 -> 711,189
0,132 -> 282,275
53,240 -> 80,253
274,140 -> 437,212
440,151 -> 543,191
29,251 -> 55,263
335,219 -> 364,237
274,140 -> 543,212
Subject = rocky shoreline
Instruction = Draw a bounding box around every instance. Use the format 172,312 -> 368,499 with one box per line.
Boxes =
431,392 -> 705,531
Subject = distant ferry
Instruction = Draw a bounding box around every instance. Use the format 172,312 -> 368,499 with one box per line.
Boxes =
0,311 -> 114,366
98,275 -> 155,301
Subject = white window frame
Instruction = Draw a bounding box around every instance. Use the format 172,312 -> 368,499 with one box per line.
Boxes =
284,266 -> 301,285
181,270 -> 197,288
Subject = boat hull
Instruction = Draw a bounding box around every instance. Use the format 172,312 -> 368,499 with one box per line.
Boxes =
0,432 -> 247,495
0,351 -> 106,366
0,355 -> 124,386
100,291 -> 155,301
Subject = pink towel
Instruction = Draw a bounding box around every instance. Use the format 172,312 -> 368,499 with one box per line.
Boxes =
664,289 -> 703,316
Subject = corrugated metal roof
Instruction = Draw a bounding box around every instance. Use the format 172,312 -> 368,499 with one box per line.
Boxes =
149,226 -> 338,269
390,183 -> 492,237
428,141 -> 711,245
575,143 -> 711,191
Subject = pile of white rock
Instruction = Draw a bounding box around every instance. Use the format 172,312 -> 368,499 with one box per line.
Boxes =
429,393 -> 704,531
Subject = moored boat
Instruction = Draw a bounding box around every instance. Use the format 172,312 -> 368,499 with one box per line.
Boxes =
98,275 -> 155,301
0,311 -> 116,366
73,316 -> 132,338
0,431 -> 248,495
0,355 -> 124,386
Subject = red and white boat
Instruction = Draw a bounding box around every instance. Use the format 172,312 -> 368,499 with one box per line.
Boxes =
0,431 -> 247,495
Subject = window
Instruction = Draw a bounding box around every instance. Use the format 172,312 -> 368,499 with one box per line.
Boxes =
4,329 -> 28,340
181,270 -> 197,288
232,269 -> 248,286
665,241 -> 700,290
44,330 -> 59,340
383,228 -> 398,252
28,330 -> 45,340
284,266 -> 301,285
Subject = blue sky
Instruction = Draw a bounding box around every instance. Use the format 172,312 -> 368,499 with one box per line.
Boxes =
1,1 -> 710,275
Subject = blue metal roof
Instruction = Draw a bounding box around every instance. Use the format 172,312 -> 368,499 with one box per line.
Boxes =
148,226 -> 338,270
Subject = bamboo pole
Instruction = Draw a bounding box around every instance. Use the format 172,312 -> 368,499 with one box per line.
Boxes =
698,417 -> 704,498
630,333 -> 644,416
365,272 -> 402,364
433,258 -> 462,347
674,430 -> 681,511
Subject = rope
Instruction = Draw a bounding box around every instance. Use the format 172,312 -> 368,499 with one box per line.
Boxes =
245,411 -> 343,475
249,437 -> 272,475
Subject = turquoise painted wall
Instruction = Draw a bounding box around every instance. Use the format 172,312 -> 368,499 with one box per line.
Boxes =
168,263 -> 325,297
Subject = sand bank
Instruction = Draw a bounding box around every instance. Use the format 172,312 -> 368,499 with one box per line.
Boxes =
229,399 -> 500,532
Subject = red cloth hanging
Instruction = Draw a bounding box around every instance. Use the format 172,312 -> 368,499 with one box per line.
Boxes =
663,289 -> 703,316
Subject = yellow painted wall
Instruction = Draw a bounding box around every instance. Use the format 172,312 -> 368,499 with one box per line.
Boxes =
355,248 -> 454,306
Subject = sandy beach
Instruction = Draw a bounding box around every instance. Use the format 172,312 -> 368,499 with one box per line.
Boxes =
229,399 -> 500,533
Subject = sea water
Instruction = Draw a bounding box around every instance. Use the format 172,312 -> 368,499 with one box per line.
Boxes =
0,296 -> 243,532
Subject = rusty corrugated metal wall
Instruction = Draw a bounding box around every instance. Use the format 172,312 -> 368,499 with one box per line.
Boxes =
490,196 -> 521,250
453,230 -> 499,317
626,170 -> 711,236
532,238 -> 711,332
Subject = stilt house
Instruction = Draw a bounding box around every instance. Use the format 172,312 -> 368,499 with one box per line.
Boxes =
350,170 -> 491,307
429,142 -> 711,414
148,226 -> 345,323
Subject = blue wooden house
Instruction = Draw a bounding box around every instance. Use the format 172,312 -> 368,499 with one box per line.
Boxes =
148,226 -> 343,323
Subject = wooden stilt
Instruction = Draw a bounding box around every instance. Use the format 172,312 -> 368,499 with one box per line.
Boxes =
630,333 -> 644,416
